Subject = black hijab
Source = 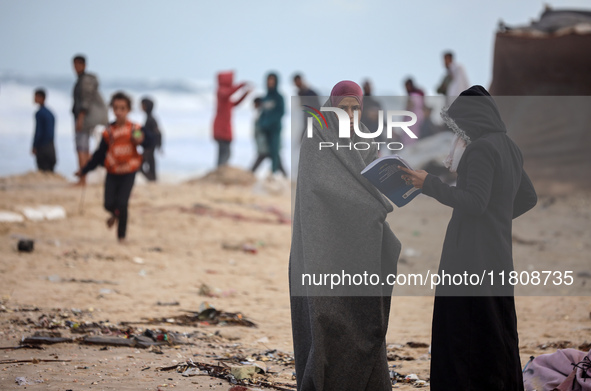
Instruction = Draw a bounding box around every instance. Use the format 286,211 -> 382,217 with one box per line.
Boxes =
442,85 -> 507,142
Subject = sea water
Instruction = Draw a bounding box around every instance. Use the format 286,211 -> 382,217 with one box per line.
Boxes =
0,73 -> 294,182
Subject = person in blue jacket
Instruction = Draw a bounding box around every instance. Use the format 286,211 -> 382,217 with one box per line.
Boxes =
32,88 -> 57,172
259,72 -> 285,177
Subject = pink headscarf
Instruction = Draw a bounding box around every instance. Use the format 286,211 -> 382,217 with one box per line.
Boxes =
330,80 -> 363,111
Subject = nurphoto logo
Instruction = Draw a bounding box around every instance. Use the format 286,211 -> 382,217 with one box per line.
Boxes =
303,107 -> 419,151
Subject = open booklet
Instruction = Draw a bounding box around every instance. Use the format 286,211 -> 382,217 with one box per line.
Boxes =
361,154 -> 422,207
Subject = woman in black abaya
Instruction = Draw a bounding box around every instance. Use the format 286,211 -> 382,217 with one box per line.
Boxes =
400,85 -> 538,390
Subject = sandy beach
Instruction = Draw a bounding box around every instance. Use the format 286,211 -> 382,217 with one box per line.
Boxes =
0,170 -> 590,390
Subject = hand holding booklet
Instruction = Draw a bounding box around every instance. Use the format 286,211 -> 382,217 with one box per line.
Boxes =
361,154 -> 422,207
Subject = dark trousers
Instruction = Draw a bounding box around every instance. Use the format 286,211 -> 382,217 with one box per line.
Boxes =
36,143 -> 56,172
251,153 -> 287,177
263,131 -> 281,173
141,147 -> 157,181
216,140 -> 231,167
104,172 -> 136,239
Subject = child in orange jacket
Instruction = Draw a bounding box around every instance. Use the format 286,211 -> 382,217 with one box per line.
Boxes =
76,91 -> 143,242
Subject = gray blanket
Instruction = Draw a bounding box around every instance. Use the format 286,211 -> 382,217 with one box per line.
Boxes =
289,99 -> 401,390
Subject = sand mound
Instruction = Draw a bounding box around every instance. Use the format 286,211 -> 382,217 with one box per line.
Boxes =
187,166 -> 256,186
0,171 -> 68,186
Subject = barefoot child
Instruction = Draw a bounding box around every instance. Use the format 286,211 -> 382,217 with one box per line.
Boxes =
76,91 -> 144,242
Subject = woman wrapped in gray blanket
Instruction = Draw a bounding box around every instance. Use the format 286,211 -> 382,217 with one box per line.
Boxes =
289,80 -> 401,391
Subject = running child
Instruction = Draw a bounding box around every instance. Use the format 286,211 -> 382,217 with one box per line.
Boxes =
76,91 -> 144,242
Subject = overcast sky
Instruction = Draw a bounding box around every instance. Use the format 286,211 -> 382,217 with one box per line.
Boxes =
1,0 -> 590,94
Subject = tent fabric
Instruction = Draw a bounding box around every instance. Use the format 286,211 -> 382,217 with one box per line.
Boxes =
491,96 -> 591,192
502,8 -> 591,34
488,8 -> 591,192
489,33 -> 591,96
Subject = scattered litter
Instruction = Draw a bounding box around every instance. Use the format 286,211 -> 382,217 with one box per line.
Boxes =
15,376 -> 35,386
389,369 -> 400,385
0,304 -> 40,313
403,248 -> 421,258
222,241 -> 259,254
20,205 -> 66,221
388,372 -> 429,387
15,377 -> 39,385
158,359 -> 294,390
62,249 -> 116,261
199,283 -> 213,297
0,211 -> 24,222
47,275 -> 119,285
133,257 -> 145,264
512,234 -> 544,245
13,309 -> 197,351
537,341 -> 572,350
387,343 -> 405,350
98,288 -> 118,295
15,377 -> 28,385
199,283 -> 237,298
0,358 -> 71,365
47,275 -> 61,282
22,334 -> 73,345
20,329 -> 190,349
406,341 -> 429,348
181,366 -> 208,377
231,365 -> 259,380
17,239 -> 34,252
138,269 -> 147,277
207,349 -> 294,367
84,335 -> 150,348
157,301 -> 180,306
126,302 -> 256,328
256,337 -> 270,344
387,353 -> 415,361
0,344 -> 44,350
253,361 -> 267,373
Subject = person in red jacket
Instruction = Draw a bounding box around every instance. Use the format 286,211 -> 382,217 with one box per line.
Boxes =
212,71 -> 250,167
